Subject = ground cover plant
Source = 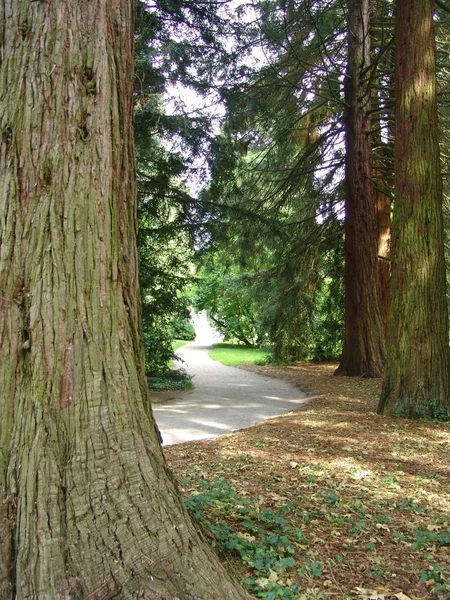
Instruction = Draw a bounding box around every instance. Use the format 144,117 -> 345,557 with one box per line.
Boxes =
164,362 -> 450,600
209,343 -> 269,367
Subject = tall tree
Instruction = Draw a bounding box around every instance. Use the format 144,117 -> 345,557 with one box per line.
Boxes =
370,0 -> 395,332
199,0 -> 348,363
378,0 -> 450,419
0,1 -> 250,597
335,0 -> 386,377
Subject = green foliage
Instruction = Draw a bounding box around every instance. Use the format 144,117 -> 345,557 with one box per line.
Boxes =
195,264 -> 266,347
172,339 -> 189,352
134,0 -> 352,370
194,0 -> 350,363
148,368 -> 193,391
420,564 -> 450,598
172,316 -> 196,341
133,0 -> 263,375
322,490 -> 340,505
134,1 -> 206,375
132,0 -> 450,395
413,528 -> 450,550
142,326 -> 176,375
184,478 -> 302,599
298,561 -> 323,580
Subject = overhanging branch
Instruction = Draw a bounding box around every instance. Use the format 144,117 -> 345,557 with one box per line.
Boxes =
436,0 -> 450,14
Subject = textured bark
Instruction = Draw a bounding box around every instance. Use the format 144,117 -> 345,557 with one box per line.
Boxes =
335,0 -> 386,377
0,2 -> 251,598
376,183 -> 391,333
370,0 -> 394,333
372,104 -> 392,334
378,0 -> 450,419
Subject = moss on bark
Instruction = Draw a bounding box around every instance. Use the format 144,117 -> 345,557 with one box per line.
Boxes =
377,0 -> 450,420
0,1 -> 251,597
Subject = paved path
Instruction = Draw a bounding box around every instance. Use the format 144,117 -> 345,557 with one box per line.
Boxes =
152,332 -> 307,446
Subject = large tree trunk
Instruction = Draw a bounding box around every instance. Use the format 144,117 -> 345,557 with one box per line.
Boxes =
370,1 -> 395,334
335,0 -> 386,377
377,0 -> 450,419
0,2 -> 250,598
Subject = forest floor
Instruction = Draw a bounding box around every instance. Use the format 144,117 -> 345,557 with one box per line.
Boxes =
164,362 -> 450,600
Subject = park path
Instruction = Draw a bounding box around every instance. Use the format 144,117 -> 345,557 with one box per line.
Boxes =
152,315 -> 307,446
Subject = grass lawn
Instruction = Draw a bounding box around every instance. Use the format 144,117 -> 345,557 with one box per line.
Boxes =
164,362 -> 450,600
209,342 -> 269,366
168,339 -> 190,368
172,339 -> 189,352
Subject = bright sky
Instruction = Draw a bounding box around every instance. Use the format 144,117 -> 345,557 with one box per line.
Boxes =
163,0 -> 266,121
161,1 -> 267,194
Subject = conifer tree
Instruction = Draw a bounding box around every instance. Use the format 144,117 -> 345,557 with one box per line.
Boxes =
335,0 -> 386,377
0,1 -> 251,596
378,0 -> 450,419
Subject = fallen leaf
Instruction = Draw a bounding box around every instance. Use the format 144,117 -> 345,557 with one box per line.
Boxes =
353,587 -> 393,599
255,577 -> 269,589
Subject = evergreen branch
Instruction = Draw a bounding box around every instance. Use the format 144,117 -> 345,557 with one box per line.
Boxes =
436,0 -> 450,14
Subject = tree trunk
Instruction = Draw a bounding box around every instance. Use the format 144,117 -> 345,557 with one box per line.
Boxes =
371,8 -> 395,335
335,0 -> 386,377
0,2 -> 251,598
376,181 -> 391,333
378,0 -> 450,419
372,96 -> 393,335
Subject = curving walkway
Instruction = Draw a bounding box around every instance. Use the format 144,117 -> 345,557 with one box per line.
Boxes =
152,321 -> 307,446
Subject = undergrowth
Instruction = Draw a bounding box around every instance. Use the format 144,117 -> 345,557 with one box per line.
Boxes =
184,477 -> 303,599
182,475 -> 450,600
166,361 -> 450,599
147,368 -> 193,391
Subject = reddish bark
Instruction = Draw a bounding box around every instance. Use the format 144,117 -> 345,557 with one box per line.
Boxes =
378,0 -> 450,419
335,0 -> 386,377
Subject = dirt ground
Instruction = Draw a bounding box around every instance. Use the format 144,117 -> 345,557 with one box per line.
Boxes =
164,362 -> 450,600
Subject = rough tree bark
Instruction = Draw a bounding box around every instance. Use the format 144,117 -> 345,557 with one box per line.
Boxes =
375,177 -> 391,333
372,99 -> 392,334
377,0 -> 450,419
0,1 -> 251,598
335,0 -> 386,377
368,0 -> 395,333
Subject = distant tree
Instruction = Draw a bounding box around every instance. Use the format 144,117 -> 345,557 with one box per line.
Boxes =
0,1 -> 251,597
195,261 -> 264,347
198,0 -> 348,362
378,0 -> 450,419
370,0 -> 395,332
335,0 -> 386,377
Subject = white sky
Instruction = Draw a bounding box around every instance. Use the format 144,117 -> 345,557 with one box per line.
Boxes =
161,0 -> 267,194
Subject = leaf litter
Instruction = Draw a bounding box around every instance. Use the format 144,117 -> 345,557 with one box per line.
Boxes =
163,361 -> 450,599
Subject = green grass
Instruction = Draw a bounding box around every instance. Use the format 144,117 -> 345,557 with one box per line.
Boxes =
172,339 -> 189,352
208,342 -> 269,366
168,339 -> 190,369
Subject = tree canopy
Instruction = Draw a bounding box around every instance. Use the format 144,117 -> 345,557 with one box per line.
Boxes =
137,0 -> 450,419
1,0 -> 450,597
